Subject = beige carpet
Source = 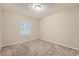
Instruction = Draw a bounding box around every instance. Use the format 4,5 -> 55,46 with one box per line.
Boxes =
0,39 -> 79,56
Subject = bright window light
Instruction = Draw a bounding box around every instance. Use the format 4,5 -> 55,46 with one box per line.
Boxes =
20,20 -> 31,36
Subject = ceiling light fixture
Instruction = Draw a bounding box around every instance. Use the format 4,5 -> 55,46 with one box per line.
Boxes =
32,4 -> 41,10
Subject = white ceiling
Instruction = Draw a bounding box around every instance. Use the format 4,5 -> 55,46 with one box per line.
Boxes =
0,3 -> 79,19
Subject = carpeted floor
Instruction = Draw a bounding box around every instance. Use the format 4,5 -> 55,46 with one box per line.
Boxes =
0,39 -> 79,56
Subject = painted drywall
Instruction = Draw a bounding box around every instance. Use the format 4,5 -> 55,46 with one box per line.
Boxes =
2,10 -> 39,46
0,8 -> 2,49
40,8 -> 79,49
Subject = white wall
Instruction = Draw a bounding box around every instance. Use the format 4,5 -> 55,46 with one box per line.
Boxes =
2,10 -> 39,46
0,8 -> 2,49
40,8 -> 79,50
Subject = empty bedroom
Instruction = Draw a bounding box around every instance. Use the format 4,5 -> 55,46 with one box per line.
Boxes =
0,3 -> 79,56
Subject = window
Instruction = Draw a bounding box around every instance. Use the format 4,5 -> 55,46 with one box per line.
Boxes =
20,20 -> 31,36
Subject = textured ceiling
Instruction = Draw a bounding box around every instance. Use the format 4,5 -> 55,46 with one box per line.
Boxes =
1,3 -> 79,19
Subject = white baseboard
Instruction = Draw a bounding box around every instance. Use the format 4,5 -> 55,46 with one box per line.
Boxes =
2,38 -> 79,51
2,38 -> 37,48
41,38 -> 79,51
